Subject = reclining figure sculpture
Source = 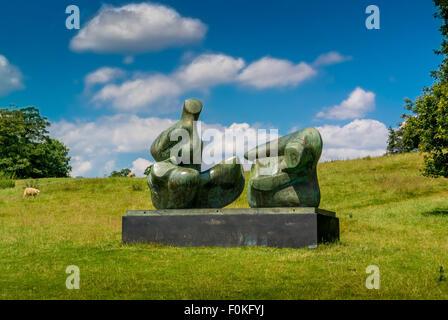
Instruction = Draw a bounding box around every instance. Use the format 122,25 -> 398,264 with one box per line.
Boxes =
146,98 -> 322,209
147,99 -> 245,209
244,127 -> 323,208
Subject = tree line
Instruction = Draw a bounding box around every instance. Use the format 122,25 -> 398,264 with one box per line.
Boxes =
387,0 -> 448,178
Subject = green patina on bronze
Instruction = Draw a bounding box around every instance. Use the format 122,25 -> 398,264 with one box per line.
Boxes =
244,127 -> 323,208
150,99 -> 203,171
147,99 -> 245,209
147,98 -> 323,209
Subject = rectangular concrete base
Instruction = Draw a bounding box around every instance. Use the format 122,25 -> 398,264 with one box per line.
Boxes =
122,208 -> 339,249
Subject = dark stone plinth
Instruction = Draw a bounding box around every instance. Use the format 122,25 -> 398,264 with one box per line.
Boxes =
122,208 -> 339,249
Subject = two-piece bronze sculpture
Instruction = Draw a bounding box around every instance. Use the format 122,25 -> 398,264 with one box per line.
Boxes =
147,98 -> 323,209
123,98 -> 338,249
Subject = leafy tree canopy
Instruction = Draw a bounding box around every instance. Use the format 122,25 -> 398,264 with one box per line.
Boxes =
109,168 -> 132,177
398,0 -> 448,177
0,106 -> 71,178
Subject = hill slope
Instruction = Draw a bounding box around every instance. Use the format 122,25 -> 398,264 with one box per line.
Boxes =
1,153 -> 448,299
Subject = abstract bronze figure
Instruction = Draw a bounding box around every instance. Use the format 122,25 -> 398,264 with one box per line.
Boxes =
147,99 -> 245,209
244,127 -> 322,208
124,103 -> 340,249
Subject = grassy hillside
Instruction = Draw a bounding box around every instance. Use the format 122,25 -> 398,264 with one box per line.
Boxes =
1,153 -> 448,299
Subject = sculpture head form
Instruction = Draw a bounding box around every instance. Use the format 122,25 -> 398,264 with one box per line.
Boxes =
182,98 -> 203,121
150,98 -> 203,167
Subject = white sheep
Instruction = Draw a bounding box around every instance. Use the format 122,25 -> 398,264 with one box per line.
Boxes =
23,187 -> 40,198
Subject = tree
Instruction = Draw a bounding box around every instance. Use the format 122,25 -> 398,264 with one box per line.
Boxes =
405,82 -> 448,176
0,106 -> 71,178
400,0 -> 448,177
109,171 -> 121,177
398,113 -> 421,153
386,118 -> 420,155
386,126 -> 400,155
35,139 -> 72,178
109,168 -> 132,177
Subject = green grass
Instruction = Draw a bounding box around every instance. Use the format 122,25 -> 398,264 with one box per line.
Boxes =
1,152 -> 448,299
0,177 -> 15,189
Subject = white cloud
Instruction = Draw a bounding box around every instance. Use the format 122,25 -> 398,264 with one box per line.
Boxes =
132,158 -> 153,177
317,119 -> 388,161
51,114 -> 175,176
175,54 -> 245,89
71,156 -> 92,177
104,160 -> 116,174
313,51 -> 352,67
85,67 -> 126,86
238,57 -> 316,89
51,114 -> 176,156
51,113 -> 267,176
322,147 -> 386,160
70,3 -> 207,54
90,54 -> 321,111
92,53 -> 245,111
52,112 -> 388,176
316,87 -> 376,120
201,122 -> 258,170
93,74 -> 181,112
0,55 -> 24,96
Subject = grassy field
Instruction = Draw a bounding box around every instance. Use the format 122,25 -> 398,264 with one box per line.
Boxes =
1,152 -> 448,299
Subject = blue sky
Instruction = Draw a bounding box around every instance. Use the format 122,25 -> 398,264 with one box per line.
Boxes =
0,0 -> 442,176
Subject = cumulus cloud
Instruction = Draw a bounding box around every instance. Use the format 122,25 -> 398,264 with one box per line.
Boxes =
92,53 -> 245,111
52,113 -> 388,176
92,53 -> 245,112
104,160 -> 116,174
71,156 -> 93,177
313,51 -> 352,67
50,114 -> 267,176
131,158 -> 153,177
200,122 -> 278,170
70,3 -> 207,54
317,119 -> 388,161
85,67 -> 126,86
51,114 -> 175,176
237,57 -> 316,89
51,114 -> 176,156
90,53 -> 322,111
93,74 -> 181,112
316,87 -> 376,120
0,55 -> 24,96
174,54 -> 245,89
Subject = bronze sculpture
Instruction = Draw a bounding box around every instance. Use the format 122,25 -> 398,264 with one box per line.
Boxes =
147,99 -> 245,209
244,127 -> 323,208
147,99 -> 323,209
